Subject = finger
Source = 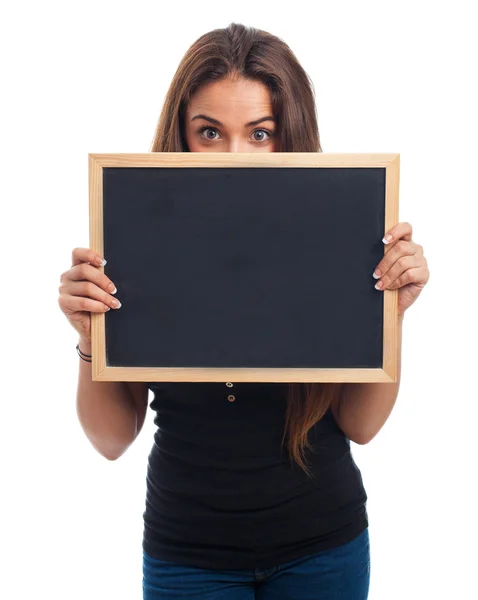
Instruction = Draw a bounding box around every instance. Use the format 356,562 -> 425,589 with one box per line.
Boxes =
58,293 -> 111,314
71,247 -> 107,268
373,239 -> 418,279
61,280 -> 121,310
375,255 -> 422,290
62,262 -> 117,295
386,265 -> 429,290
382,221 -> 413,245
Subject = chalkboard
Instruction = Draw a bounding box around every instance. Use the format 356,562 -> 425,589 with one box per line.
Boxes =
88,153 -> 399,383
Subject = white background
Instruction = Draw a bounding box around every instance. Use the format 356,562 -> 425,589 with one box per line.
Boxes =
1,1 -> 477,598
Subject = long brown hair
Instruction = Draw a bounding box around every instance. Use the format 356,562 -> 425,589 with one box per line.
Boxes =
150,22 -> 342,477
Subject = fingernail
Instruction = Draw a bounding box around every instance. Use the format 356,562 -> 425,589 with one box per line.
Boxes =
109,284 -> 117,294
373,270 -> 381,279
97,257 -> 107,266
112,299 -> 121,308
382,234 -> 392,244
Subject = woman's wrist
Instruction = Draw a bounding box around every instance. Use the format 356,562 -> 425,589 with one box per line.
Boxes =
78,337 -> 92,356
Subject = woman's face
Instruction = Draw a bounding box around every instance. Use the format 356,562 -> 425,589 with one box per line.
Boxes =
184,77 -> 277,152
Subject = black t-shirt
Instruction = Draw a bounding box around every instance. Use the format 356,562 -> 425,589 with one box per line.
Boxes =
142,381 -> 368,570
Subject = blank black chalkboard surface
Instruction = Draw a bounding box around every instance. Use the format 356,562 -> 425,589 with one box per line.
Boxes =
88,152 -> 399,383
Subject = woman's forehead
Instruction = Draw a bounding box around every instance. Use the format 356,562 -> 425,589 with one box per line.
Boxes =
186,79 -> 273,121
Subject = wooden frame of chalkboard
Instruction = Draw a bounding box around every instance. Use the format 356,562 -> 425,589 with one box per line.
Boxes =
88,152 -> 399,383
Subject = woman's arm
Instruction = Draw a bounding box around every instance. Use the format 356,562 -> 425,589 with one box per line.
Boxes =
76,336 -> 145,460
331,314 -> 404,444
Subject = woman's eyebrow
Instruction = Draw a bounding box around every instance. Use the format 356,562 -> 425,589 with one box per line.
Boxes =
191,114 -> 277,127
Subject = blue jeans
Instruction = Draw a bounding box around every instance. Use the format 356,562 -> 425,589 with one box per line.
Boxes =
142,527 -> 370,599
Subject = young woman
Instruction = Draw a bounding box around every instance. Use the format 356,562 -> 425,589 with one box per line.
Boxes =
58,22 -> 430,600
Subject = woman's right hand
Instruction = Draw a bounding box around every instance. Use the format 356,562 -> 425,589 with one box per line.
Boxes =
58,247 -> 121,344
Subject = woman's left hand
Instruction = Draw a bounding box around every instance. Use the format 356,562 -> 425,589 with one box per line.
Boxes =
372,221 -> 430,317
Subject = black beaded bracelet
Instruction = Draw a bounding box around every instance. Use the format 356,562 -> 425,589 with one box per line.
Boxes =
76,343 -> 92,362
76,342 -> 92,357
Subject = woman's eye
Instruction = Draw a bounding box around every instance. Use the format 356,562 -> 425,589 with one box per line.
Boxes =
252,129 -> 272,142
199,126 -> 220,140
